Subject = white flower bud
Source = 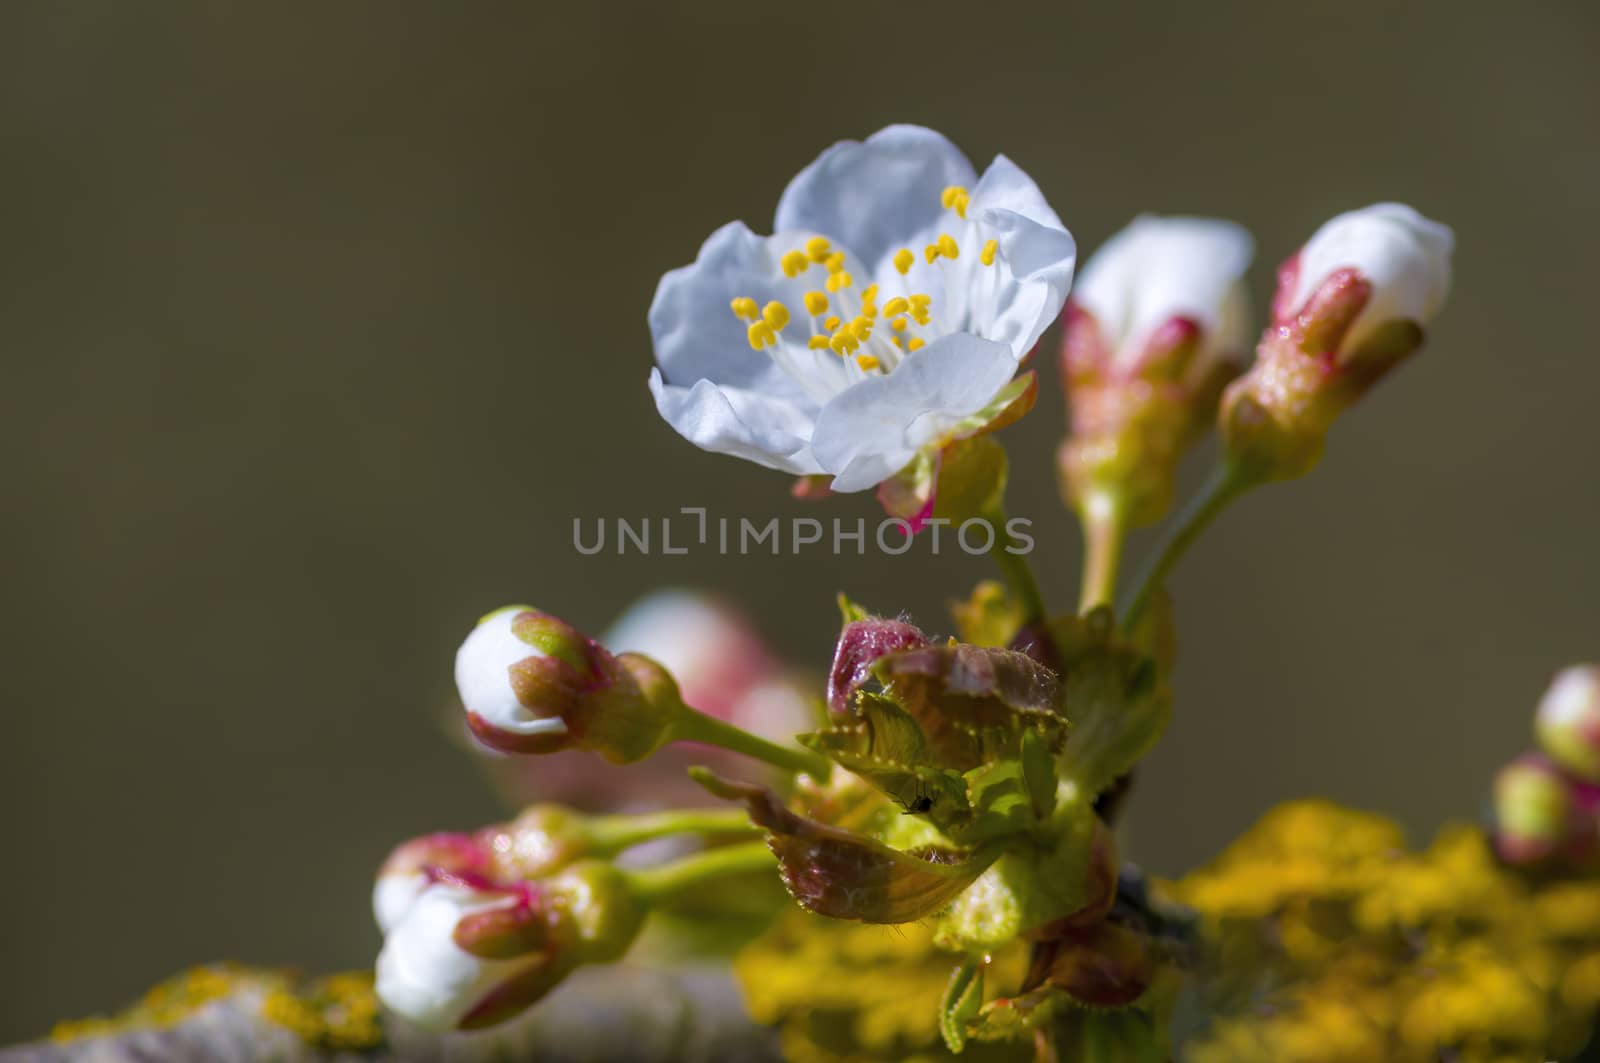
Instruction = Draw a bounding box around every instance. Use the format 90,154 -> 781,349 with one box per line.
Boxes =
1288,203 -> 1454,354
1536,665 -> 1600,782
455,606 -> 570,741
375,884 -> 544,1032
1072,215 -> 1254,374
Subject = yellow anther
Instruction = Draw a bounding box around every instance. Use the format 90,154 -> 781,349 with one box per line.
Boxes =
981,238 -> 998,266
825,270 -> 854,292
938,233 -> 960,259
730,296 -> 760,321
747,322 -> 777,349
805,236 -> 832,262
807,335 -> 831,350
762,301 -> 790,330
824,315 -> 842,332
829,330 -> 859,355
803,291 -> 829,316
909,293 -> 933,324
824,251 -> 847,274
907,336 -> 926,352
862,283 -> 879,304
893,248 -> 914,275
890,315 -> 908,331
855,354 -> 880,371
850,316 -> 874,341
940,185 -> 971,219
882,296 -> 909,317
780,250 -> 809,278
924,243 -> 941,264
890,335 -> 905,349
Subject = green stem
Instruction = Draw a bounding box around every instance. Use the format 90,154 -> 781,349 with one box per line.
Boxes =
625,841 -> 776,905
671,705 -> 832,779
1119,463 -> 1253,634
982,501 -> 1048,625
586,808 -> 759,855
1077,496 -> 1126,615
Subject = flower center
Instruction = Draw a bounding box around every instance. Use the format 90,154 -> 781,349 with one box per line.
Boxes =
730,185 -> 1000,387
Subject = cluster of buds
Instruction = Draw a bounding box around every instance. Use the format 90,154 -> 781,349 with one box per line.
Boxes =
1492,665 -> 1600,869
1058,215 -> 1254,531
1220,203 -> 1454,482
372,829 -> 645,1032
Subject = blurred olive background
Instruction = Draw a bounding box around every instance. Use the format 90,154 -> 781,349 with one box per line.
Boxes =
2,0 -> 1598,1042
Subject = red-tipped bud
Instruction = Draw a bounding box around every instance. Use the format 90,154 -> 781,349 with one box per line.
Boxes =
1220,203 -> 1453,483
1492,753 -> 1588,867
1060,215 -> 1254,527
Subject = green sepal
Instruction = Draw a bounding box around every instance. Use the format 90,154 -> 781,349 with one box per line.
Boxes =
939,961 -> 985,1054
836,593 -> 870,625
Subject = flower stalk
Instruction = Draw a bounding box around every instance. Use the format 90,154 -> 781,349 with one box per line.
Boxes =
625,842 -> 778,906
668,703 -> 833,779
1119,461 -> 1254,634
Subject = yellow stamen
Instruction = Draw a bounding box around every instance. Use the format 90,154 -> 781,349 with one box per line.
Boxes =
909,293 -> 933,326
829,330 -> 859,355
824,315 -> 842,332
980,238 -> 998,266
730,296 -> 760,321
924,243 -> 940,264
890,315 -> 907,331
762,301 -> 790,330
807,335 -> 831,350
890,335 -> 905,349
941,186 -> 971,219
938,233 -> 960,259
805,237 -> 832,262
893,248 -> 914,275
780,250 -> 809,278
824,251 -> 846,274
907,336 -> 926,352
748,322 -> 777,349
803,291 -> 829,316
826,270 -> 854,292
856,354 -> 880,371
850,316 -> 873,341
882,296 -> 909,317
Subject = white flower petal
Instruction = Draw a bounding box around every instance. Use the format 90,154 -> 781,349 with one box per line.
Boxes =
455,609 -> 567,737
1290,202 -> 1454,351
374,872 -> 427,934
649,370 -> 824,476
774,125 -> 978,271
812,334 -> 1019,492
1075,215 -> 1254,369
975,205 -> 1077,357
375,885 -> 534,1032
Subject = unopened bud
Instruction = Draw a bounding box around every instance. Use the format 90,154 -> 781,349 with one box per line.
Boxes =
374,859 -> 646,1032
1221,203 -> 1453,482
1535,665 -> 1600,783
1492,753 -> 1583,867
373,832 -> 493,933
456,606 -> 677,763
1060,215 -> 1253,527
